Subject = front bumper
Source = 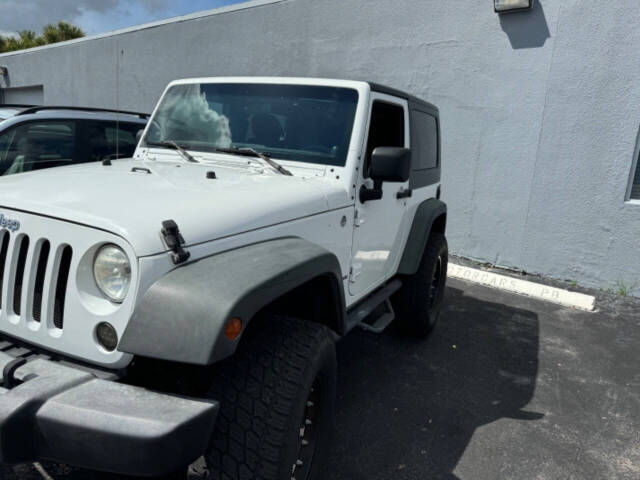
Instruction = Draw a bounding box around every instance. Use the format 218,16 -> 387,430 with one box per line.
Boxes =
0,346 -> 219,477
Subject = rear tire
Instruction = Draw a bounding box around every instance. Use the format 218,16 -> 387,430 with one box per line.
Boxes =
205,314 -> 336,480
393,233 -> 448,337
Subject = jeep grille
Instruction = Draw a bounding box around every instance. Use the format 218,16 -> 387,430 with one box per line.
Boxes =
0,231 -> 8,310
0,212 -> 135,368
0,231 -> 72,330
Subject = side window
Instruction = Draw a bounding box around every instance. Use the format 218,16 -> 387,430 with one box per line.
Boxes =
0,129 -> 17,167
631,164 -> 640,200
0,121 -> 75,176
87,122 -> 144,162
629,140 -> 640,199
411,110 -> 438,170
364,101 -> 405,175
105,122 -> 145,159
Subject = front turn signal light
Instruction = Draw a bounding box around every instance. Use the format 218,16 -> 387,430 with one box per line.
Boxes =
225,317 -> 243,340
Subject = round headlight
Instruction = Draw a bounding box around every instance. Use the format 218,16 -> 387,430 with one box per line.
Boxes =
93,244 -> 131,303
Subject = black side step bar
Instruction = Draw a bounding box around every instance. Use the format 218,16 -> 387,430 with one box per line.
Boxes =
346,279 -> 402,333
358,299 -> 396,333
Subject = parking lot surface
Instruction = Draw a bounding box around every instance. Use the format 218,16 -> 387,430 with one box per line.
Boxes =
2,278 -> 639,479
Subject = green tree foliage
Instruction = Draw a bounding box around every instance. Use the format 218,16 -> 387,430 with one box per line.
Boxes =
0,22 -> 84,53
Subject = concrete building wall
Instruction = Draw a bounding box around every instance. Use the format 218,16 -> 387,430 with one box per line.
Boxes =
1,0 -> 638,291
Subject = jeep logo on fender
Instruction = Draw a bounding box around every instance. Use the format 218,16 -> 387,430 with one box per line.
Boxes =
0,213 -> 20,232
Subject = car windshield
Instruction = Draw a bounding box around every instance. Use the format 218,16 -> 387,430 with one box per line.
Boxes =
142,83 -> 359,166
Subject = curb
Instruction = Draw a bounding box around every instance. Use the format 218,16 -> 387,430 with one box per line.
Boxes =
447,263 -> 596,312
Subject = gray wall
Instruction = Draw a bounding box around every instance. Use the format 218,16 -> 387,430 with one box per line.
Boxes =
1,85 -> 44,104
1,0 -> 638,292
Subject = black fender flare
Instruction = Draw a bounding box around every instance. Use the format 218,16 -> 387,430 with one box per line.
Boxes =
396,198 -> 447,276
119,237 -> 346,365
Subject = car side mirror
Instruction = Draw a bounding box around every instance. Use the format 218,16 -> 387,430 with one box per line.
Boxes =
360,147 -> 411,203
370,147 -> 411,183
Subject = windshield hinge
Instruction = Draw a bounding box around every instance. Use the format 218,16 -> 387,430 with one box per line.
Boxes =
161,220 -> 191,264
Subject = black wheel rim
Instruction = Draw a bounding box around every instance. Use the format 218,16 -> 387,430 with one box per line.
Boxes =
291,379 -> 321,480
429,255 -> 443,310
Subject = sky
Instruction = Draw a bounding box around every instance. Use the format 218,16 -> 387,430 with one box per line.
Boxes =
0,0 -> 246,37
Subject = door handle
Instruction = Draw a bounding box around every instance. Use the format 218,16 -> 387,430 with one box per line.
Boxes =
396,188 -> 412,199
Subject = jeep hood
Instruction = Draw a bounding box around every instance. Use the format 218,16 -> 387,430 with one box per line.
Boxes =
0,159 -> 350,256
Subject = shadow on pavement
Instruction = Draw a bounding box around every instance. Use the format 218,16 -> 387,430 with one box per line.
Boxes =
327,286 -> 543,480
2,285 -> 542,480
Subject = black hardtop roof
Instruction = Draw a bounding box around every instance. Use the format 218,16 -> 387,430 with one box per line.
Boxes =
368,82 -> 439,114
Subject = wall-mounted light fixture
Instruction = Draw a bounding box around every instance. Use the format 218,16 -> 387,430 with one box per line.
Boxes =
495,0 -> 533,13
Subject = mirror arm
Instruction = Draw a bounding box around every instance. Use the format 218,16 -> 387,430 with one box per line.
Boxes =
359,179 -> 384,203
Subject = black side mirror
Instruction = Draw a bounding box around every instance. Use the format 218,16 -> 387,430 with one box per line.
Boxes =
370,147 -> 411,182
360,147 -> 411,203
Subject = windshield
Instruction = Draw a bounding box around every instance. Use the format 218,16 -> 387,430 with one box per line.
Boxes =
143,83 -> 359,166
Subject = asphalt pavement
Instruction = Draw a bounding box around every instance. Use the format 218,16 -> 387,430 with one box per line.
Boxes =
2,278 -> 639,480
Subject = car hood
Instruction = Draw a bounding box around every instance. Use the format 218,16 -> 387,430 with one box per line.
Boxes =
0,159 -> 350,256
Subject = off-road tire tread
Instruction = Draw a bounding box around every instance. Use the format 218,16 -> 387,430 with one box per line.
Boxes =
394,233 -> 448,336
205,315 -> 335,480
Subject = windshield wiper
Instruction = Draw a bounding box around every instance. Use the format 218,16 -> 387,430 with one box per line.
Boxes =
212,147 -> 292,176
146,140 -> 199,163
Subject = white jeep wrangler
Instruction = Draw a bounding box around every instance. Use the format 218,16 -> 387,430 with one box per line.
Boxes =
0,77 -> 447,479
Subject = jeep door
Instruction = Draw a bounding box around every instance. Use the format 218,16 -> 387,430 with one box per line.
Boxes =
349,93 -> 411,298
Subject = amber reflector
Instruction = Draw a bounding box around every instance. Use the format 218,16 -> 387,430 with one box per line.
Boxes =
225,317 -> 243,340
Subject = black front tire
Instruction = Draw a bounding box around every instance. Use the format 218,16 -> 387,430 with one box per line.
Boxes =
205,315 -> 336,480
393,233 -> 448,337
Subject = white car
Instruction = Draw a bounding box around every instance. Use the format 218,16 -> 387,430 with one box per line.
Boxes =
0,77 -> 447,480
0,106 -> 148,176
0,104 -> 34,121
